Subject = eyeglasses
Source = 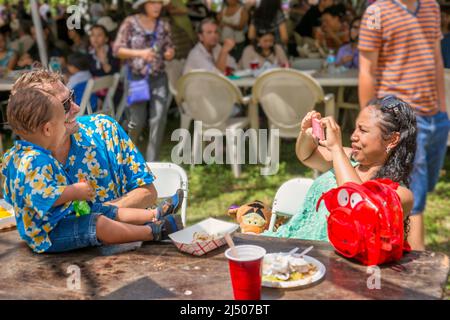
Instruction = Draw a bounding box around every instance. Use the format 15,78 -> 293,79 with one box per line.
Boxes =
61,89 -> 75,114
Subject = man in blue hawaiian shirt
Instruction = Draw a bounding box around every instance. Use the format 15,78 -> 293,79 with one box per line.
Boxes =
11,69 -> 159,209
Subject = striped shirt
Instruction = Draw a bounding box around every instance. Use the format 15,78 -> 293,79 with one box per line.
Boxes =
359,0 -> 442,115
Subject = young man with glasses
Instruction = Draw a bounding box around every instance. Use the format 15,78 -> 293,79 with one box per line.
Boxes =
358,0 -> 450,250
10,69 -> 159,210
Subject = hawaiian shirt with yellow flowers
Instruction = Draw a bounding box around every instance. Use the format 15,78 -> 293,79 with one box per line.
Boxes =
64,114 -> 154,204
1,140 -> 72,253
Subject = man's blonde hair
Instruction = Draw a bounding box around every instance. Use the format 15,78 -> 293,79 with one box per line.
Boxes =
7,88 -> 61,135
11,69 -> 64,96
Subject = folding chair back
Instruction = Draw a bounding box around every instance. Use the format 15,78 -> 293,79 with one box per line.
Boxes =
147,162 -> 188,227
268,178 -> 314,231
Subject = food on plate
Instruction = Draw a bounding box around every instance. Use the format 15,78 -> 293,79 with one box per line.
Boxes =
0,206 -> 13,219
191,231 -> 223,243
262,253 -> 318,282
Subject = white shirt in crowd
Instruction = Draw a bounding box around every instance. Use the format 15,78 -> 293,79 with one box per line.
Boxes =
39,3 -> 50,21
183,42 -> 238,75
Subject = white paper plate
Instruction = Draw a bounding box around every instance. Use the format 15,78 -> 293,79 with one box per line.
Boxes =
262,254 -> 326,288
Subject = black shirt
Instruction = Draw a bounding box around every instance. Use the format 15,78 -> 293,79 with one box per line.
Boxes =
88,46 -> 121,77
295,5 -> 322,38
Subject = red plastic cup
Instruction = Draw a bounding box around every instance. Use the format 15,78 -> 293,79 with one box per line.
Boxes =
225,245 -> 266,300
250,61 -> 260,70
225,67 -> 234,76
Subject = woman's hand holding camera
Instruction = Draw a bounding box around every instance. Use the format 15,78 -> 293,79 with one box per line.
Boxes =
318,117 -> 343,153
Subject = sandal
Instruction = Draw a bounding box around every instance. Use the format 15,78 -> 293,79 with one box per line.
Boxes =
155,189 -> 184,221
147,214 -> 184,241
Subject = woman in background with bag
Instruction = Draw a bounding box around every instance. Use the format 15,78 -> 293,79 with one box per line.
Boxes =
113,0 -> 175,161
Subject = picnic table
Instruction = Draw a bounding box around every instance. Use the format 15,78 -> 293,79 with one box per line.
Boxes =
0,230 -> 448,300
231,68 -> 359,88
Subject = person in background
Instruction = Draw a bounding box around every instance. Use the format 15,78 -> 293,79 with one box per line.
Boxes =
218,0 -> 249,61
113,0 -> 175,162
0,30 -> 17,71
240,30 -> 288,69
68,28 -> 89,54
186,0 -> 211,31
166,0 -> 197,60
17,20 -> 64,69
359,0 -> 450,250
183,17 -> 238,75
10,20 -> 34,57
66,52 -> 97,112
39,0 -> 51,22
88,24 -> 120,77
90,2 -> 106,24
248,0 -> 289,46
168,0 -> 197,43
295,0 -> 333,39
316,4 -> 349,52
55,4 -> 71,45
440,3 -> 450,68
96,16 -> 119,41
336,16 -> 360,69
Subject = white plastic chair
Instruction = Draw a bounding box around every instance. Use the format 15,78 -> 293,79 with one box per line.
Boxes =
114,66 -> 129,122
166,59 -> 191,131
444,69 -> 450,146
268,177 -> 314,232
252,68 -> 334,177
78,73 -> 120,117
147,162 -> 188,227
175,70 -> 252,177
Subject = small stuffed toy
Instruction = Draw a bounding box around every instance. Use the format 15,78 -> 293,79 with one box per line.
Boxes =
228,200 -> 273,234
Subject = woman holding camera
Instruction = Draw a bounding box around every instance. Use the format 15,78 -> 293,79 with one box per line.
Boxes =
264,96 -> 420,249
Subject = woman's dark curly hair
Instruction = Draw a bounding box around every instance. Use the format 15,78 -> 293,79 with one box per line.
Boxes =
366,95 -> 417,187
365,95 -> 417,239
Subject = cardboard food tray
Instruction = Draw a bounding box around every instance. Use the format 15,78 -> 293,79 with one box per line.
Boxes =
169,218 -> 239,256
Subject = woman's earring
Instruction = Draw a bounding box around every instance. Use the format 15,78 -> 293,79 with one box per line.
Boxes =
386,147 -> 391,154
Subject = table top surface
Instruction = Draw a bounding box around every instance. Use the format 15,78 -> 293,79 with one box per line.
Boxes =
0,230 -> 448,300
231,69 -> 359,88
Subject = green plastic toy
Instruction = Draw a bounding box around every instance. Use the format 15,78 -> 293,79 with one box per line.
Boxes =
74,200 -> 91,217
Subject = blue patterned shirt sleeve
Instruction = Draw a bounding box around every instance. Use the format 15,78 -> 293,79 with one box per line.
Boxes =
1,141 -> 72,253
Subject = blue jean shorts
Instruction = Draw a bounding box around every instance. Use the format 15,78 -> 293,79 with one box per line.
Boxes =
46,204 -> 118,253
410,111 -> 450,215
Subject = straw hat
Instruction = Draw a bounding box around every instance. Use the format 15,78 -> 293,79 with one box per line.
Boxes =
132,0 -> 170,10
97,16 -> 118,32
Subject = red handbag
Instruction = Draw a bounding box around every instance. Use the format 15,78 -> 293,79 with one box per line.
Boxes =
317,179 -> 411,266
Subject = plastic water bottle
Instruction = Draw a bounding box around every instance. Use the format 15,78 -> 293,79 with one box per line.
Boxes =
326,50 -> 336,74
49,56 -> 61,73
